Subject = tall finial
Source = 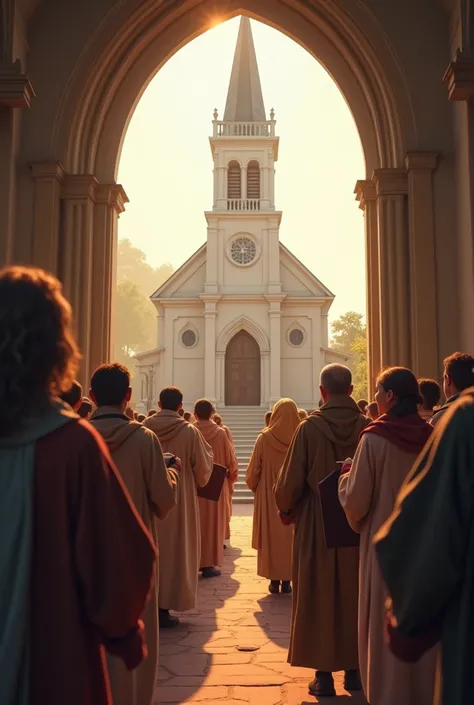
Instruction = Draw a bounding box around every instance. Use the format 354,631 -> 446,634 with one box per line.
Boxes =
270,107 -> 275,120
213,108 -> 219,120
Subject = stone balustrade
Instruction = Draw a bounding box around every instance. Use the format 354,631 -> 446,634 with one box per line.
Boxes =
213,120 -> 275,137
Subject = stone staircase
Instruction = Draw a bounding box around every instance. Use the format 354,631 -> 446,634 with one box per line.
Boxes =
216,406 -> 266,504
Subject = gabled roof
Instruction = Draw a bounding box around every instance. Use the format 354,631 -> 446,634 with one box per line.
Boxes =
223,17 -> 266,122
150,244 -> 206,299
279,243 -> 335,299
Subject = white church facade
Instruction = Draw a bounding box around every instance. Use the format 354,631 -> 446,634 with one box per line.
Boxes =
134,17 -> 347,411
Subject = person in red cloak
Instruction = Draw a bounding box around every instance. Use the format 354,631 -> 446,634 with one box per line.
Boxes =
0,266 -> 157,705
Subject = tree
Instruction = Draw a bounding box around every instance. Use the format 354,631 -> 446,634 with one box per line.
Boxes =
114,239 -> 174,368
331,311 -> 368,400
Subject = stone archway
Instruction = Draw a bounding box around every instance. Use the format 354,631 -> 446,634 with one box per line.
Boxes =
6,0 -> 460,390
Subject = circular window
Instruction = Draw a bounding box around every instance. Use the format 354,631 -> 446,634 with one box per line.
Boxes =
230,236 -> 257,266
289,328 -> 304,347
181,329 -> 197,348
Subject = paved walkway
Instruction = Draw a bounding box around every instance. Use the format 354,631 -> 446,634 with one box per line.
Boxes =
156,506 -> 367,704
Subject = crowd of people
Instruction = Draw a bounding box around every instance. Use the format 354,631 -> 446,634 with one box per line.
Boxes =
1,264 -> 474,705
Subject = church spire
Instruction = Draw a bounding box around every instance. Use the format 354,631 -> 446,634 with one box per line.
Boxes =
223,17 -> 266,122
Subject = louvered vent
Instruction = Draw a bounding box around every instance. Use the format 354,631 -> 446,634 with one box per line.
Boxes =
227,161 -> 242,199
247,161 -> 260,199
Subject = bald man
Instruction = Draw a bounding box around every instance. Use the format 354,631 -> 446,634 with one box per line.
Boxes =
275,364 -> 370,698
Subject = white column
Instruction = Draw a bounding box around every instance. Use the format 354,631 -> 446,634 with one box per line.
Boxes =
266,295 -> 285,403
205,222 -> 218,293
268,224 -> 281,293
262,351 -> 270,407
201,295 -> 220,402
216,351 -> 225,405
163,312 -> 174,386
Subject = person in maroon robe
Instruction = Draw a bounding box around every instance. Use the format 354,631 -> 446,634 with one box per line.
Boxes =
0,266 -> 157,705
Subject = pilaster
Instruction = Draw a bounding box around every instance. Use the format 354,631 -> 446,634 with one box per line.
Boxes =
201,295 -> 221,402
405,152 -> 439,378
266,294 -> 286,403
355,178 -> 380,393
30,162 -> 65,273
374,168 -> 410,369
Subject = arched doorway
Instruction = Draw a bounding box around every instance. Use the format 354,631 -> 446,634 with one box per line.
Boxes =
225,331 -> 261,406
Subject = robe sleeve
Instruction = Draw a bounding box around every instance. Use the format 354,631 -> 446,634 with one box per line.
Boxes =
374,398 -> 474,636
246,434 -> 264,493
339,434 -> 375,533
74,426 -> 157,657
274,421 -> 309,514
141,428 -> 178,520
190,427 -> 214,488
223,433 -> 238,484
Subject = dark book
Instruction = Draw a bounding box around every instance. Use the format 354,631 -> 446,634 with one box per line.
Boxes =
318,463 -> 360,549
197,463 -> 227,502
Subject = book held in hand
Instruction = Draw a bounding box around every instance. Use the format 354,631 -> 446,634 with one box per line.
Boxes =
197,463 -> 227,502
318,462 -> 360,549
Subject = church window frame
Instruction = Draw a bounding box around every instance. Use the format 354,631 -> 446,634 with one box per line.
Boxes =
287,325 -> 306,348
246,160 -> 261,200
227,160 -> 242,200
179,323 -> 199,350
227,234 -> 259,267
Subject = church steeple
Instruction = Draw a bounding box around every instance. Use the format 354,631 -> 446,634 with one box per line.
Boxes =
223,17 -> 266,122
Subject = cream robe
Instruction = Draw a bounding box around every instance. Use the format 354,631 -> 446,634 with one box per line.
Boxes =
195,420 -> 238,568
90,408 -> 178,705
339,433 -> 437,705
144,411 -> 213,611
275,396 -> 370,671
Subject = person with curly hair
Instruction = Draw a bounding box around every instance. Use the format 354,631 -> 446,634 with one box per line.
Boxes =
0,266 -> 157,705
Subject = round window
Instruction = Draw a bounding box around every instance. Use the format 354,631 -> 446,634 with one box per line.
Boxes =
181,329 -> 197,348
230,236 -> 257,266
289,328 -> 304,347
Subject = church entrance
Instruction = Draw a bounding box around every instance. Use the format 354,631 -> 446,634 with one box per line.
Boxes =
225,331 -> 261,406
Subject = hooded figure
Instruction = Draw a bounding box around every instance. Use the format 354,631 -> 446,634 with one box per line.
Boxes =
246,398 -> 300,591
275,364 -> 370,698
90,405 -> 178,705
145,403 -> 213,619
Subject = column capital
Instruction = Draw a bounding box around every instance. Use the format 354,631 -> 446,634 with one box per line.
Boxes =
30,161 -> 66,181
62,174 -> 98,200
405,151 -> 438,172
443,49 -> 474,101
373,168 -> 408,197
0,60 -> 35,108
354,179 -> 376,211
95,184 -> 129,213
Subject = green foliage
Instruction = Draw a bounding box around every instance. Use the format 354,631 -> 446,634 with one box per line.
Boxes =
331,311 -> 368,400
114,239 -> 174,367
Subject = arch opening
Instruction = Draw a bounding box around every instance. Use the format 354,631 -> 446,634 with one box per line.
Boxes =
225,330 -> 261,406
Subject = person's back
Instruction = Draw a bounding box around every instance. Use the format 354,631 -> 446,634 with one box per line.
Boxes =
0,267 -> 156,705
275,364 -> 369,698
375,387 -> 474,705
431,352 -> 474,426
340,368 -> 436,705
144,387 -> 213,627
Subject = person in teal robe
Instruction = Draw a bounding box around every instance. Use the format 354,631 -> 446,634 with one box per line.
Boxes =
375,387 -> 474,705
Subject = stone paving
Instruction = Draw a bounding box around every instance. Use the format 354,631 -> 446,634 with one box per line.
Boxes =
155,506 -> 367,705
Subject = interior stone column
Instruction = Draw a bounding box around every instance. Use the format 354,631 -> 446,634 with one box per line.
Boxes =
405,152 -> 439,379
201,296 -> 220,402
374,169 -> 411,369
59,175 -> 97,385
30,162 -> 65,274
355,179 -> 380,394
267,295 -> 285,404
90,184 -> 127,372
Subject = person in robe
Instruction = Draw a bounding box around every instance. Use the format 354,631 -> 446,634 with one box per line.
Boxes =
246,398 -> 300,594
90,363 -> 179,705
357,399 -> 369,414
147,408 -> 157,417
60,379 -> 83,411
0,266 -> 157,705
78,396 -> 93,420
213,413 -> 235,542
194,399 -> 238,576
418,378 -> 441,422
367,400 -> 380,420
298,408 -> 308,420
274,363 -> 370,698
374,387 -> 474,705
431,352 -> 474,425
339,367 -> 436,705
265,410 -> 272,427
137,413 -> 146,423
145,387 -> 213,627
184,410 -> 196,423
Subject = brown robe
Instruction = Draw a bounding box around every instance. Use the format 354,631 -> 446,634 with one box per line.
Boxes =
144,411 -> 213,611
195,420 -> 238,568
246,398 -> 301,581
275,395 -> 370,671
90,408 -> 178,705
30,419 -> 156,705
221,424 -> 235,541
339,433 -> 437,705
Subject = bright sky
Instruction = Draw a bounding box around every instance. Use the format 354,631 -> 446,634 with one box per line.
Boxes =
118,16 -> 366,322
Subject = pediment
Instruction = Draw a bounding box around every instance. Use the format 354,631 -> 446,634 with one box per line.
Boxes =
151,244 -> 206,299
279,244 -> 334,299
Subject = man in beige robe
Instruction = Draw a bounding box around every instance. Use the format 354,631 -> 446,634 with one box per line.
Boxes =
145,387 -> 213,626
213,413 -> 235,542
195,399 -> 238,577
89,363 -> 179,705
275,364 -> 370,698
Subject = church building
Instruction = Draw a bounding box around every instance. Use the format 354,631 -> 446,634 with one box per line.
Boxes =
134,17 -> 347,411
